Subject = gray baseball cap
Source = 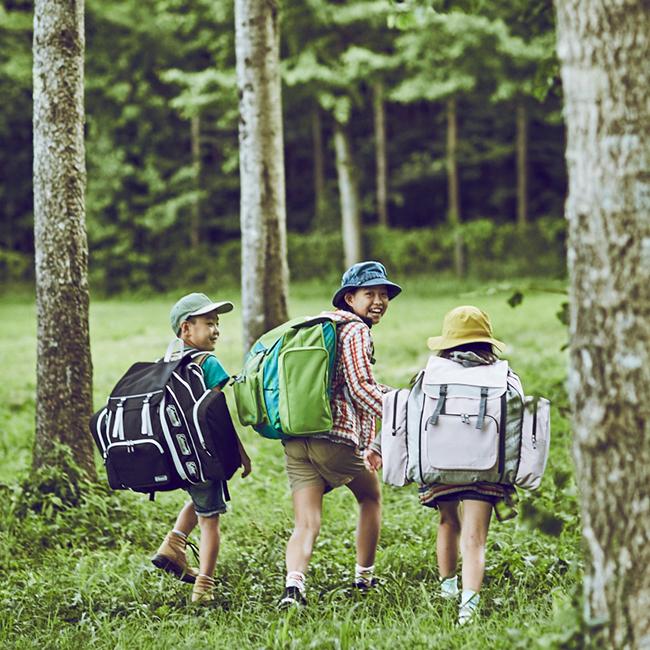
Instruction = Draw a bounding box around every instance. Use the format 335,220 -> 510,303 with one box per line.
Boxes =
170,292 -> 234,333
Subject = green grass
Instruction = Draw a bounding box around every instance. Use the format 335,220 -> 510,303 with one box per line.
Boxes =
0,277 -> 582,649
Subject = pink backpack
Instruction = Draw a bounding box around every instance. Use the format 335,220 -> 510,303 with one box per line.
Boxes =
380,356 -> 550,489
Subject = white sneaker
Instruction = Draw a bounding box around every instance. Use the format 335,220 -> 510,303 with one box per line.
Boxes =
440,576 -> 459,600
458,592 -> 480,625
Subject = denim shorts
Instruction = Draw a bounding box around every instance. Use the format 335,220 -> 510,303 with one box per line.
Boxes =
185,479 -> 228,517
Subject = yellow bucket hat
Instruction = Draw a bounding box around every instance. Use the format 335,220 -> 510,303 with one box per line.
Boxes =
427,305 -> 505,352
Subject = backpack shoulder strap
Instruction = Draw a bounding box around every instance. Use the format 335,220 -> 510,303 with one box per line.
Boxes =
191,352 -> 210,368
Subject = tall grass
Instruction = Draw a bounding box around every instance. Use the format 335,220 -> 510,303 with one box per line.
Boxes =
0,277 -> 581,649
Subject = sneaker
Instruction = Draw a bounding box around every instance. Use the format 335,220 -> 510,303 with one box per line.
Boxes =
151,532 -> 199,584
352,576 -> 378,592
458,593 -> 480,625
278,586 -> 306,610
440,576 -> 459,600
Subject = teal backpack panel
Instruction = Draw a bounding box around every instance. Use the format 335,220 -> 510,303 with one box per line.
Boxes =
232,316 -> 337,439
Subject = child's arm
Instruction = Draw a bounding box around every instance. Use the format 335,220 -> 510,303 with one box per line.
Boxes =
340,325 -> 385,418
236,435 -> 252,478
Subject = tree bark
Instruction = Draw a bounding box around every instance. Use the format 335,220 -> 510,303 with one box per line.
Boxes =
555,1 -> 650,647
32,0 -> 95,478
235,0 -> 289,352
190,113 -> 201,250
516,100 -> 528,228
334,120 -> 362,268
373,81 -> 389,227
311,104 -> 327,228
446,96 -> 464,276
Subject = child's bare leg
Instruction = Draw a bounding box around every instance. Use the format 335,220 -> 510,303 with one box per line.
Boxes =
459,499 -> 492,591
198,514 -> 220,577
286,485 -> 325,574
346,471 -> 382,568
173,500 -> 198,536
437,500 -> 461,578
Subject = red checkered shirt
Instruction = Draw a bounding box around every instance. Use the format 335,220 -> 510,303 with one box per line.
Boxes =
322,310 -> 387,453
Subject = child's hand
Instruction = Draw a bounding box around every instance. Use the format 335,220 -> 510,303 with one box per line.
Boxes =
364,449 -> 382,472
239,450 -> 252,478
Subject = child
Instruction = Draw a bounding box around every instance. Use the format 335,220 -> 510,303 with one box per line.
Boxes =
365,305 -> 517,625
279,261 -> 401,609
151,292 -> 252,603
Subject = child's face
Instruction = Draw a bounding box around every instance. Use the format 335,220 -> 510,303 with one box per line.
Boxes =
344,286 -> 389,325
180,312 -> 220,351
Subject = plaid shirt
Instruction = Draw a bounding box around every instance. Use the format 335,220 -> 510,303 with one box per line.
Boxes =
323,310 -> 387,453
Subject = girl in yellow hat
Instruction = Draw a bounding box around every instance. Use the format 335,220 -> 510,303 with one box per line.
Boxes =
365,305 -> 516,625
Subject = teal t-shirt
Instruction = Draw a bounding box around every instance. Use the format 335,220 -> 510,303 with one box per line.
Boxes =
188,349 -> 229,390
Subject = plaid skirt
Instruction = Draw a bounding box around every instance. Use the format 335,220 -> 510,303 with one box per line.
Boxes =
418,481 -> 515,509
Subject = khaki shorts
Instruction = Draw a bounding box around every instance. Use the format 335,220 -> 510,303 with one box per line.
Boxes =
284,438 -> 367,493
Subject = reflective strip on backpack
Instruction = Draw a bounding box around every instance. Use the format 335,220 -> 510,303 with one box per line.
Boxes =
95,407 -> 108,455
192,390 -> 211,450
158,394 -> 189,482
165,386 -> 206,483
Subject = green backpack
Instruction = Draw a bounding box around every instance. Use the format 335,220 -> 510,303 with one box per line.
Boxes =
232,315 -> 338,439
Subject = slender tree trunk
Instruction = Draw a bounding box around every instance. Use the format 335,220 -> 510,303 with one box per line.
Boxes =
373,81 -> 389,227
555,1 -> 650,647
446,96 -> 463,276
190,113 -> 201,250
235,0 -> 289,351
516,100 -> 528,228
312,105 -> 326,228
334,120 -> 362,268
33,0 -> 95,478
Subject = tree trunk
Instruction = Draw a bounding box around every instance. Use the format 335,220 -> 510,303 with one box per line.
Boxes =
190,113 -> 201,250
446,96 -> 463,276
235,0 -> 289,352
555,1 -> 650,647
311,105 -> 327,228
516,100 -> 528,228
32,0 -> 95,478
334,120 -> 362,268
373,81 -> 389,227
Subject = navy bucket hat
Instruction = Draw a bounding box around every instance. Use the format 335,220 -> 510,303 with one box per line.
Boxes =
332,261 -> 402,309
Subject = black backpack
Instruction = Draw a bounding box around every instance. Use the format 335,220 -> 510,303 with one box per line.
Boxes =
89,348 -> 242,497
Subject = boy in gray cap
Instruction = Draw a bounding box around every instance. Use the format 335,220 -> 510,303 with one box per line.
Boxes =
152,292 -> 252,603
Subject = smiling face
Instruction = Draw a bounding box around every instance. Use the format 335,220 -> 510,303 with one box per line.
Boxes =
179,311 -> 220,351
344,285 -> 389,325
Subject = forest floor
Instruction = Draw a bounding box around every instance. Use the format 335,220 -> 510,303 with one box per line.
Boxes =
0,276 -> 583,649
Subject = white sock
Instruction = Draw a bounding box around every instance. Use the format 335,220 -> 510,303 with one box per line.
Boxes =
461,589 -> 479,608
440,575 -> 458,596
286,571 -> 306,595
171,529 -> 187,539
355,563 -> 375,584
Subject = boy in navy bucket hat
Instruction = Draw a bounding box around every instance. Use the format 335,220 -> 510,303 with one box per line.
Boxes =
279,261 -> 401,609
332,261 -> 402,310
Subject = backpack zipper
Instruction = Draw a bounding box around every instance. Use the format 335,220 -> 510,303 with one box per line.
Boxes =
106,438 -> 165,456
110,390 -> 163,401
